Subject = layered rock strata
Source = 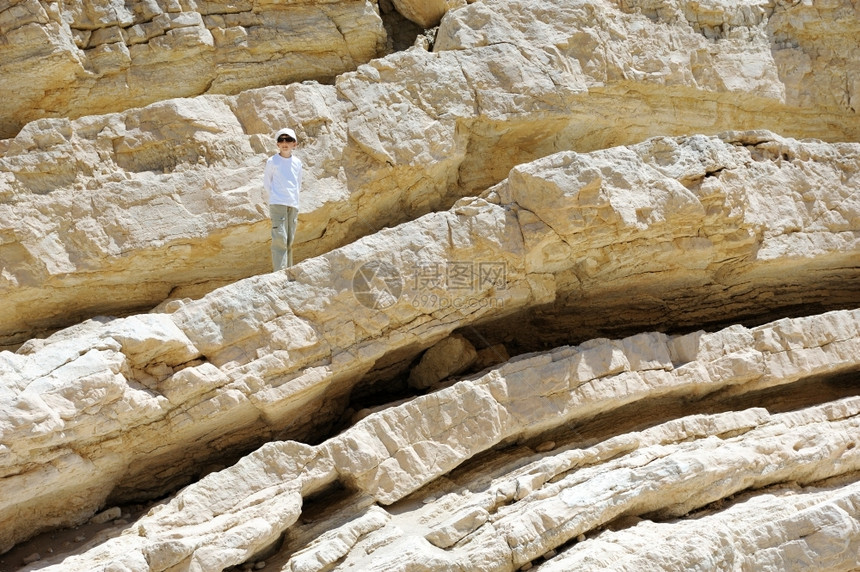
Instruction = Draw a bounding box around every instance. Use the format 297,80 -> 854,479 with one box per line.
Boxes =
539,479 -> 860,570
2,0 -> 860,568
15,309 -> 860,570
0,0 -> 387,138
477,130 -> 860,348
1,131 -> 858,556
2,0 -> 859,348
437,0 -> 860,117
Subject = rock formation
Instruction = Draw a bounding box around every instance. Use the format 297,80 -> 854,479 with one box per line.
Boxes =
6,306 -> 860,570
3,0 -> 859,349
0,0 -> 389,139
0,0 -> 858,570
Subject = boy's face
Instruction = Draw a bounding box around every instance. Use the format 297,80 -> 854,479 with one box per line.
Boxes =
277,137 -> 297,152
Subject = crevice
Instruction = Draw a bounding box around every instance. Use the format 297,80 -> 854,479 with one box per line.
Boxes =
378,0 -> 426,54
0,499 -> 159,569
465,276 -> 860,358
522,368 -> 860,455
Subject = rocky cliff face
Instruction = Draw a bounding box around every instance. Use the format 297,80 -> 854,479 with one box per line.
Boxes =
0,0 -> 391,139
1,0 -> 858,570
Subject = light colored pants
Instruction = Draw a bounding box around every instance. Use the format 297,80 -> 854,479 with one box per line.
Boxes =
270,204 -> 298,271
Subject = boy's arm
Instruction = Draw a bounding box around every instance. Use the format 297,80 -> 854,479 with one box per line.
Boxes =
262,158 -> 273,193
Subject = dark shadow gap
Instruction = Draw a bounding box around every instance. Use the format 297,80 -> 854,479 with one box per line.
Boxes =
461,282 -> 860,357
528,367 -> 860,452
379,0 -> 428,53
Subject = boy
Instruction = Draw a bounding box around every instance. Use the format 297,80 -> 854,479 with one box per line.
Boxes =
263,127 -> 302,271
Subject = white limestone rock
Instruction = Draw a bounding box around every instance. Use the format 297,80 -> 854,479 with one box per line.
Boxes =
407,334 -> 478,389
2,0 -> 859,347
0,0 -> 387,138
18,312 -> 860,570
2,131 -> 859,554
1,1 -> 859,569
538,481 -> 860,571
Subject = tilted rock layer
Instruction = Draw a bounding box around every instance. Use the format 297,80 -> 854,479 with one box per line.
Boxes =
2,0 -> 859,348
0,0 -> 387,138
3,131 -> 860,569
11,309 -> 860,570
1,0 -> 859,569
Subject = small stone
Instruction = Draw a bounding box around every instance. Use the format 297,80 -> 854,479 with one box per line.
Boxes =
535,441 -> 556,452
91,506 -> 122,524
254,561 -> 266,570
543,549 -> 557,559
22,553 -> 41,564
408,335 -> 477,389
75,535 -> 86,542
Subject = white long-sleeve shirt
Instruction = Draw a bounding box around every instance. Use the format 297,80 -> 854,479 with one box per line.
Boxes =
263,154 -> 302,208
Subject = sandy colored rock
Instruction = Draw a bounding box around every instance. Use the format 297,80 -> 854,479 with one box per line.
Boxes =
437,0 -> 860,115
1,0 -> 859,569
1,131 -> 859,556
407,333 -> 477,389
2,0 -> 859,348
15,311 -> 860,570
0,0 -> 387,138
390,0 -> 464,27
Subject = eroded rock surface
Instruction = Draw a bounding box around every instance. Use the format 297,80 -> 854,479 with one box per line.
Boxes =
2,0 -> 859,348
0,0 -> 387,138
13,309 -> 860,570
1,0 -> 860,569
1,131 -> 859,562
390,0 -> 462,27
